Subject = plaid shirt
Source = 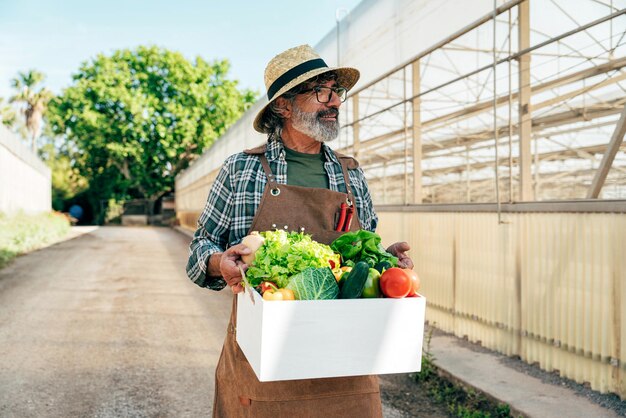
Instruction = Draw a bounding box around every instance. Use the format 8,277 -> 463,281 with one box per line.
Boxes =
186,139 -> 378,290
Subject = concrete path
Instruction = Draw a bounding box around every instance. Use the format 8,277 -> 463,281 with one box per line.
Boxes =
0,226 -> 232,417
429,334 -> 623,418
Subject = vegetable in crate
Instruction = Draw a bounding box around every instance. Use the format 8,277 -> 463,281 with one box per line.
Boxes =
404,269 -> 421,297
331,230 -> 398,268
258,281 -> 296,301
285,267 -> 339,300
373,260 -> 392,274
263,287 -> 296,301
240,232 -> 265,265
380,267 -> 414,298
361,268 -> 382,298
335,266 -> 352,288
339,261 -> 370,299
245,230 -> 340,288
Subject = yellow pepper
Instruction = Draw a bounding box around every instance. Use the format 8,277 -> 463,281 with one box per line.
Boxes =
262,288 -> 295,301
333,266 -> 352,282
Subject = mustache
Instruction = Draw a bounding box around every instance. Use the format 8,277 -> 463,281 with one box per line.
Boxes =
318,109 -> 339,118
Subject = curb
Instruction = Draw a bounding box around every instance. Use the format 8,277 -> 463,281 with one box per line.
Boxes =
432,362 -> 528,418
173,225 -> 194,238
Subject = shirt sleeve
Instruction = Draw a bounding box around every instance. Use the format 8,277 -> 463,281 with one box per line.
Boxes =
350,167 -> 379,232
186,158 -> 235,290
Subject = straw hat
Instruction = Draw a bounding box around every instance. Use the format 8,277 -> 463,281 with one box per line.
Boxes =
253,44 -> 360,133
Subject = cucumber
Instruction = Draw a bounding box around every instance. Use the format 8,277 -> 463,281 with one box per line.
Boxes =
339,261 -> 370,299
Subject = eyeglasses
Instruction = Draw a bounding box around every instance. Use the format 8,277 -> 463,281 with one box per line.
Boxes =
299,85 -> 348,103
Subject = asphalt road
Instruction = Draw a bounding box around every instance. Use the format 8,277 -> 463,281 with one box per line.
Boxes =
0,226 -> 442,418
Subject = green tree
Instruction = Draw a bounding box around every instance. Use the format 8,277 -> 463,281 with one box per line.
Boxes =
39,141 -> 88,211
48,46 -> 256,222
0,97 -> 18,128
9,70 -> 53,151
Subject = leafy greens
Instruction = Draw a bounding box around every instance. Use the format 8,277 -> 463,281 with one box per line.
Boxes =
285,267 -> 339,300
245,230 -> 340,287
330,229 -> 398,268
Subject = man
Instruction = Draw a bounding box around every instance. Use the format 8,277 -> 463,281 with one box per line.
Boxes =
187,44 -> 412,417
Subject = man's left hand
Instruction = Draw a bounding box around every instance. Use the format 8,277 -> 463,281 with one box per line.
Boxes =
386,241 -> 414,269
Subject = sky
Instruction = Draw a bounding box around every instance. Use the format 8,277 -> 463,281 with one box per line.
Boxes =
0,0 -> 362,99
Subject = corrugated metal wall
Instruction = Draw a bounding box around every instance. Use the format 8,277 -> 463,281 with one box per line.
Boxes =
0,125 -> 51,214
376,208 -> 625,398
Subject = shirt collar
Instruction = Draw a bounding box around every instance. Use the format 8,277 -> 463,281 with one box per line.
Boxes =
265,139 -> 283,162
265,138 -> 339,164
321,143 -> 340,165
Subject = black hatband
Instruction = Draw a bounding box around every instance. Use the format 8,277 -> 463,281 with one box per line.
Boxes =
267,58 -> 328,100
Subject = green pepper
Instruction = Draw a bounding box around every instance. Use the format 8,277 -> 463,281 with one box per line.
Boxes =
361,268 -> 382,298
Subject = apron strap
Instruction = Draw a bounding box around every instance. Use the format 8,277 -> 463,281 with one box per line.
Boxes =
337,156 -> 356,206
228,294 -> 238,332
259,154 -> 279,187
259,148 -> 355,204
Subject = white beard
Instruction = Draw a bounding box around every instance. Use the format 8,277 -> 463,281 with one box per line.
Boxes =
290,105 -> 340,143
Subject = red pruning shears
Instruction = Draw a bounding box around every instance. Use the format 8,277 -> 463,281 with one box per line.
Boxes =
335,202 -> 355,232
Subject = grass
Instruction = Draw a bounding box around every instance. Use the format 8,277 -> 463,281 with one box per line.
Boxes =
411,326 -> 516,418
0,211 -> 70,269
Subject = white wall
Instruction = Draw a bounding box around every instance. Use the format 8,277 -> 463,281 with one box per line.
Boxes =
317,0 -> 498,87
0,125 -> 51,214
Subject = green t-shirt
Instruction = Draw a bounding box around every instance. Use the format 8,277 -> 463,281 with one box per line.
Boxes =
284,146 -> 330,189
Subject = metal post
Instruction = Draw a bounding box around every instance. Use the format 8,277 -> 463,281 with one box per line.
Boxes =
508,8 -> 514,203
493,0 -> 502,222
534,136 -> 540,198
466,145 -> 471,202
352,94 -> 360,159
518,0 -> 533,201
383,162 -> 387,203
412,61 -> 423,203
587,103 -> 626,198
403,67 -> 409,205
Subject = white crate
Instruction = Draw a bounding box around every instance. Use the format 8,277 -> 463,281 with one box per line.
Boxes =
236,290 -> 426,382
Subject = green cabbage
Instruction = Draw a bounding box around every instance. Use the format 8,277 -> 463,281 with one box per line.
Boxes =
245,230 -> 340,287
286,267 -> 339,300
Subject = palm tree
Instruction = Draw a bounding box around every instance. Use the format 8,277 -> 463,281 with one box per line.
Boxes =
0,97 -> 17,128
10,70 -> 53,152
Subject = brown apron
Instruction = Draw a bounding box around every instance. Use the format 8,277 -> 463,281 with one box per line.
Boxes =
212,148 -> 382,417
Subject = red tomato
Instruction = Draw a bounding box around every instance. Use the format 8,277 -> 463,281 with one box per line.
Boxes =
380,268 -> 412,298
404,269 -> 420,296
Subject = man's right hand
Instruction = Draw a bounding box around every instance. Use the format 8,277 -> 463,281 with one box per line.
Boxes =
219,244 -> 252,294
